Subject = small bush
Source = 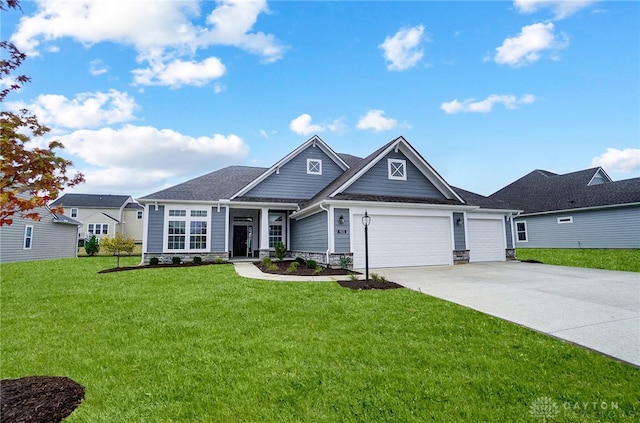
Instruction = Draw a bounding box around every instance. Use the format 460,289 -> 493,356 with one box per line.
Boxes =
193,256 -> 202,264
149,257 -> 159,265
172,256 -> 181,265
286,261 -> 300,273
261,256 -> 272,266
295,257 -> 306,265
312,265 -> 323,275
370,273 -> 387,283
84,235 -> 100,256
306,259 -> 317,269
348,272 -> 359,281
339,256 -> 352,270
274,242 -> 287,262
267,263 -> 278,272
214,257 -> 224,264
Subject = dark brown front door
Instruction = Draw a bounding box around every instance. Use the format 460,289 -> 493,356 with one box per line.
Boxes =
233,226 -> 248,257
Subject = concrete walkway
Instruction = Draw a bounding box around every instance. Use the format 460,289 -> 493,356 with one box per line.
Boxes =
373,262 -> 640,367
234,260 -> 639,367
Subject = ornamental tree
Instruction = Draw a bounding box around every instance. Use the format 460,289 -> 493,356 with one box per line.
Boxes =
0,0 -> 85,226
101,233 -> 135,268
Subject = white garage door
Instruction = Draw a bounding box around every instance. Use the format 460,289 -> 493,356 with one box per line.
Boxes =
468,218 -> 505,262
353,214 -> 451,268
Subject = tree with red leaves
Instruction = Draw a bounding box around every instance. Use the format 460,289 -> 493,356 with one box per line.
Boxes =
0,0 -> 84,226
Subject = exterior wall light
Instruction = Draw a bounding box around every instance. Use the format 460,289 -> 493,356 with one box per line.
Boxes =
339,214 -> 345,225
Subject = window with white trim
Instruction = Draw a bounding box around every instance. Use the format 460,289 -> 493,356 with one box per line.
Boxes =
71,208 -> 78,218
557,216 -> 573,224
307,159 -> 322,175
268,214 -> 284,248
388,159 -> 407,180
23,225 -> 33,249
516,221 -> 528,242
137,210 -> 143,220
88,223 -> 109,236
166,208 -> 208,251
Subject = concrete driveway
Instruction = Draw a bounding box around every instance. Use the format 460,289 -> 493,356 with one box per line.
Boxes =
370,262 -> 640,367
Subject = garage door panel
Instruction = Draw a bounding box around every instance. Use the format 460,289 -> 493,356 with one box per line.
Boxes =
353,214 -> 451,268
468,219 -> 505,262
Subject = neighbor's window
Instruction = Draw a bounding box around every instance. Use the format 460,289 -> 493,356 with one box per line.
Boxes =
71,208 -> 78,218
137,210 -> 143,220
88,223 -> 108,236
307,159 -> 322,175
23,225 -> 33,249
268,214 -> 284,248
557,217 -> 573,224
388,159 -> 407,180
516,221 -> 528,242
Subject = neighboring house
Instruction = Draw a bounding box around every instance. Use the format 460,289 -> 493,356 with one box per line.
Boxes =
0,201 -> 80,263
490,168 -> 640,249
138,136 -> 518,268
49,194 -> 144,244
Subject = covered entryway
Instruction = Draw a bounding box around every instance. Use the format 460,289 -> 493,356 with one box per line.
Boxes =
467,218 -> 505,262
352,213 -> 452,268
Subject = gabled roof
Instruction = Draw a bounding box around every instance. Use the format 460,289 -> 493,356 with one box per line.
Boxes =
230,135 -> 349,199
490,167 -> 640,214
452,187 -> 514,210
138,166 -> 266,202
50,194 -> 132,208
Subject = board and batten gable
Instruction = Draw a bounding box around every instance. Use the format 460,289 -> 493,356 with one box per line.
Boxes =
290,211 -> 328,252
211,207 -> 226,252
334,208 -> 350,253
343,151 -> 446,199
452,212 -> 466,250
243,145 -> 345,200
515,206 -> 640,249
146,205 -> 165,252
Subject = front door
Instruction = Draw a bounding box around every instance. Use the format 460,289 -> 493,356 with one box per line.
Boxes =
233,226 -> 248,257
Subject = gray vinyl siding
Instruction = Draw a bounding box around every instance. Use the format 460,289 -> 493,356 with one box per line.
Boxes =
211,206 -> 226,251
344,151 -> 446,198
334,208 -> 350,253
505,217 -> 514,249
0,214 -> 77,263
290,211 -> 328,252
515,206 -> 640,249
243,146 -> 344,199
146,205 -> 165,252
453,212 -> 466,250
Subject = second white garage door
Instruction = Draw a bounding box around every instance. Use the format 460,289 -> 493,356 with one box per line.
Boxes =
467,218 -> 505,262
353,214 -> 452,268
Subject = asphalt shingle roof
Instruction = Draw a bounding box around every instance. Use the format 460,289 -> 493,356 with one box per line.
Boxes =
50,194 -> 131,208
490,168 -> 640,214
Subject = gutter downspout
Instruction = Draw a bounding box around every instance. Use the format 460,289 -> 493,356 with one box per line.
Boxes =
319,203 -> 331,265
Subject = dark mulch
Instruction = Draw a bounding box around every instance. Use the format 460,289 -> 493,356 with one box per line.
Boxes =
255,260 -> 353,276
0,376 -> 84,423
98,262 -> 226,274
520,259 -> 544,264
337,280 -> 404,290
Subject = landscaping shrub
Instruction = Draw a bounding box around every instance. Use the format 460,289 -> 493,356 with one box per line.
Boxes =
306,259 -> 317,269
84,235 -> 100,256
370,273 -> 386,282
193,256 -> 202,264
261,256 -> 272,266
149,257 -> 159,265
214,257 -> 224,264
312,265 -> 323,275
274,242 -> 287,262
348,272 -> 359,281
286,262 -> 300,273
295,257 -> 306,265
171,256 -> 181,265
339,256 -> 352,270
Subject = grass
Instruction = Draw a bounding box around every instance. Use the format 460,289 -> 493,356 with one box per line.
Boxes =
516,248 -> 640,272
1,257 -> 639,422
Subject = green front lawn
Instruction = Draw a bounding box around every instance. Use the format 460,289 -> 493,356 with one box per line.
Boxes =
1,257 -> 638,422
516,248 -> 640,272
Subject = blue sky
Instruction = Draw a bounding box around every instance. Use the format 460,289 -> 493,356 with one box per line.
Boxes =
3,0 -> 639,198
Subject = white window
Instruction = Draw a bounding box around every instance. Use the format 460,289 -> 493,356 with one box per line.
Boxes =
557,216 -> 573,224
71,208 -> 78,218
307,159 -> 322,175
166,208 -> 208,251
516,221 -> 528,242
388,159 -> 407,180
137,210 -> 143,220
23,225 -> 33,249
88,223 -> 109,236
268,214 -> 284,248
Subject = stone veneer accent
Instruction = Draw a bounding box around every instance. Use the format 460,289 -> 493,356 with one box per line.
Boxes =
453,249 -> 470,265
506,248 -> 516,260
289,250 -> 354,270
143,252 -> 229,264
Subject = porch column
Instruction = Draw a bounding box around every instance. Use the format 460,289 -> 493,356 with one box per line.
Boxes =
259,207 -> 270,258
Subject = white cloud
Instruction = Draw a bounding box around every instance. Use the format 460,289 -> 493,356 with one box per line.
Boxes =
495,22 -> 568,67
132,56 -> 226,88
10,0 -> 284,86
58,125 -> 250,193
357,110 -> 398,132
592,148 -> 640,174
514,0 -> 598,19
7,89 -> 138,129
89,59 -> 108,76
289,114 -> 325,136
440,94 -> 535,114
379,25 -> 427,71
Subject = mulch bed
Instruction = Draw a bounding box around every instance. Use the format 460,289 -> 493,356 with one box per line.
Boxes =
255,260 -> 351,276
336,280 -> 404,290
98,262 -> 225,273
0,376 -> 84,423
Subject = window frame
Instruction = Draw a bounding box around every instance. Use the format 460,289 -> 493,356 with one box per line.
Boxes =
516,221 -> 528,242
307,158 -> 323,175
70,208 -> 78,218
557,216 -> 573,224
387,158 -> 407,181
87,223 -> 109,237
23,225 -> 33,249
268,213 -> 285,248
164,207 -> 210,252
137,210 -> 143,220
